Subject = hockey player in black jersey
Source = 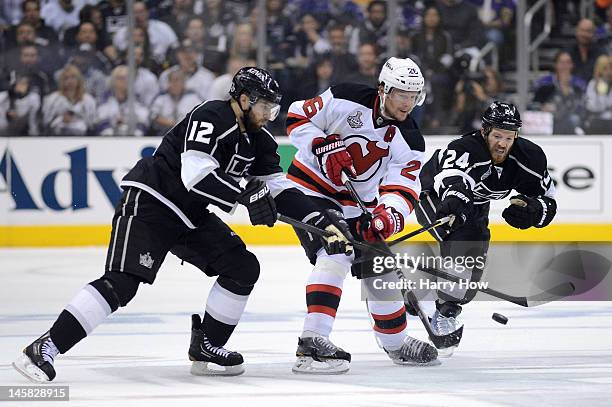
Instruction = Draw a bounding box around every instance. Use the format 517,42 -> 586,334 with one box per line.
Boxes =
415,101 -> 557,356
13,67 -> 352,382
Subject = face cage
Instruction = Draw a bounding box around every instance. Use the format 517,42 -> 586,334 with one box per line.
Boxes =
248,95 -> 280,121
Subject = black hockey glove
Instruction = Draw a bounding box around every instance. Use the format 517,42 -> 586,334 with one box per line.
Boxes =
307,209 -> 353,256
436,188 -> 473,232
502,194 -> 557,230
236,179 -> 277,227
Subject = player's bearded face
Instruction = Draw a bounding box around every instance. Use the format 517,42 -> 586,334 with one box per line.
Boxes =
246,99 -> 280,131
383,89 -> 418,121
485,128 -> 516,164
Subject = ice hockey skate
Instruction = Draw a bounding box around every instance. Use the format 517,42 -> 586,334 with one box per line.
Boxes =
431,302 -> 464,357
12,331 -> 58,383
188,314 -> 245,376
292,336 -> 351,374
384,335 -> 440,366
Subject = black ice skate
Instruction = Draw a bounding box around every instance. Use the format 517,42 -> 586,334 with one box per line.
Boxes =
293,336 -> 351,374
431,302 -> 464,357
384,335 -> 440,366
13,331 -> 58,382
188,314 -> 244,376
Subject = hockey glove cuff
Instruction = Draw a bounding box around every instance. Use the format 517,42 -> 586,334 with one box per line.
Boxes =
307,209 -> 353,256
236,179 -> 277,227
502,194 -> 557,229
357,204 -> 404,242
436,188 -> 473,231
312,134 -> 356,186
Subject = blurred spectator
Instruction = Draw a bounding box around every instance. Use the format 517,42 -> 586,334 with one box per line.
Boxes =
533,51 -> 586,134
294,54 -> 334,103
201,0 -> 237,55
288,12 -> 331,70
475,0 -> 515,47
149,68 -> 200,136
436,0 -> 484,50
208,57 -> 254,101
43,64 -> 96,136
0,0 -> 23,28
95,65 -> 149,136
98,0 -> 127,36
63,5 -> 117,64
2,22 -> 60,80
113,1 -> 178,67
452,72 -> 490,133
229,23 -> 257,61
41,0 -> 82,40
327,24 -> 358,84
568,18 -> 605,83
133,45 -> 160,106
585,55 -> 612,134
161,0 -> 196,41
9,44 -> 51,97
182,18 -> 226,75
4,0 -> 59,49
411,6 -> 453,77
286,0 -> 364,29
393,29 -> 412,60
482,66 -> 507,101
349,0 -> 389,56
0,75 -> 41,136
411,6 -> 453,128
159,44 -> 215,101
264,0 -> 294,69
345,43 -> 379,87
63,22 -> 112,74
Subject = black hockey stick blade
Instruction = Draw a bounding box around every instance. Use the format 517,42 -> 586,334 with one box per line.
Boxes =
524,282 -> 576,306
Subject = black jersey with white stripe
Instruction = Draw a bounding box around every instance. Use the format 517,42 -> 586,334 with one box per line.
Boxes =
121,100 -> 284,227
420,131 -> 555,204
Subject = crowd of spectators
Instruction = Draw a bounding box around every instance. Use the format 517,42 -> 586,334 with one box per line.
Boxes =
0,0 -> 610,137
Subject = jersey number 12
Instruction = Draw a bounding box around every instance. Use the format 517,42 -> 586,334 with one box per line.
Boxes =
188,121 -> 214,144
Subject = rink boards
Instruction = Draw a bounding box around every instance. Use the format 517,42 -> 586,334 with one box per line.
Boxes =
1,136 -> 610,246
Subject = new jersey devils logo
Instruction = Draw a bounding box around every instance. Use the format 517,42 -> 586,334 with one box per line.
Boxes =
344,135 -> 390,181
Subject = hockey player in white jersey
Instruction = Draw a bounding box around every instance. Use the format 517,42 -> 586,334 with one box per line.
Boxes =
285,57 -> 439,373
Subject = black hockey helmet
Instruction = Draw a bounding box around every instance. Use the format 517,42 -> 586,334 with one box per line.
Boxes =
229,67 -> 282,105
481,101 -> 522,132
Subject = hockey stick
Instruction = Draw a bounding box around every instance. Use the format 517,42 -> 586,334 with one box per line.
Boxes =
387,216 -> 451,248
339,172 -> 462,348
279,212 -> 575,307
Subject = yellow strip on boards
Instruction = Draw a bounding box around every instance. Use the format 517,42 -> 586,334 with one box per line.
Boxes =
1,224 -> 611,247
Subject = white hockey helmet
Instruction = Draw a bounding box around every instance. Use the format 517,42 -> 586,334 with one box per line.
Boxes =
378,57 -> 425,106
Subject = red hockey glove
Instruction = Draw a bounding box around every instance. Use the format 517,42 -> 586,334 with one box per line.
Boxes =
311,134 -> 356,186
357,204 -> 404,242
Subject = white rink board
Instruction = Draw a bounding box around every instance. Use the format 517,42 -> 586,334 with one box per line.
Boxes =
0,136 -> 610,226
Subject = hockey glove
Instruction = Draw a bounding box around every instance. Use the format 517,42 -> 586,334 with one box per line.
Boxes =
312,134 -> 357,186
307,209 -> 354,256
502,194 -> 557,229
357,204 -> 404,242
436,188 -> 473,232
236,179 -> 277,227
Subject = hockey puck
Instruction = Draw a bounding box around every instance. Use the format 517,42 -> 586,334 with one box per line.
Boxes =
492,313 -> 508,325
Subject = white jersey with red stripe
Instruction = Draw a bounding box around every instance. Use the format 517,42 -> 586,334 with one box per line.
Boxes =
285,83 -> 425,221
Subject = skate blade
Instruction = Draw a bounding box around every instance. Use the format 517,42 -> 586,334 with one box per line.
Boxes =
292,356 -> 349,374
190,361 -> 245,376
12,354 -> 51,383
392,358 -> 442,367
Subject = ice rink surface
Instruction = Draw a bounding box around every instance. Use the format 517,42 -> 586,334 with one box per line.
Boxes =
1,247 -> 612,407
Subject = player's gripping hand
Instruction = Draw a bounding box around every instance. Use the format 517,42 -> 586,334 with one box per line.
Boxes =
502,194 -> 557,229
312,134 -> 357,186
436,189 -> 473,232
307,209 -> 353,256
236,179 -> 277,227
357,204 -> 404,242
